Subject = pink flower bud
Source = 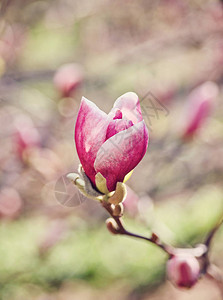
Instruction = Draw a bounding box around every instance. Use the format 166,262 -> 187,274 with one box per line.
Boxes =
106,218 -> 119,234
167,253 -> 200,288
14,115 -> 41,161
182,81 -> 219,139
75,92 -> 149,192
53,63 -> 84,98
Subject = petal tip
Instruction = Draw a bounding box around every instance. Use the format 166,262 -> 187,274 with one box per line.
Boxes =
118,91 -> 139,102
80,96 -> 91,105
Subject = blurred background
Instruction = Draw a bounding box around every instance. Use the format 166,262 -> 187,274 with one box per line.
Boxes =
0,0 -> 223,299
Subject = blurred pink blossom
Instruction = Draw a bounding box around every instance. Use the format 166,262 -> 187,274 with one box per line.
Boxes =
14,115 -> 41,161
0,188 -> 23,219
53,63 -> 84,98
123,186 -> 139,216
182,81 -> 219,139
167,252 -> 200,288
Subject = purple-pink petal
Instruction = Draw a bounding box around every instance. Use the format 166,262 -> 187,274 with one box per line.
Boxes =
94,120 -> 149,191
106,119 -> 133,139
75,97 -> 110,185
113,92 -> 143,124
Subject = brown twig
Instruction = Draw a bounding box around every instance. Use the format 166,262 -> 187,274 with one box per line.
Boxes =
101,200 -> 172,256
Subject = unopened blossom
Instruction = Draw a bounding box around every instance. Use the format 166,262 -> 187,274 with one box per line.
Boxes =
75,92 -> 149,192
167,252 -> 200,288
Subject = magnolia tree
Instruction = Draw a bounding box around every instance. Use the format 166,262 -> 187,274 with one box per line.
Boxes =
67,91 -> 223,292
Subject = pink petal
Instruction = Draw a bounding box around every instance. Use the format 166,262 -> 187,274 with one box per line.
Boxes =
113,109 -> 122,119
113,92 -> 143,124
94,121 -> 149,191
106,119 -> 133,139
75,97 -> 109,185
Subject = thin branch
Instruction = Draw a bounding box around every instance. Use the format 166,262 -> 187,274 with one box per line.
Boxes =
101,200 -> 172,255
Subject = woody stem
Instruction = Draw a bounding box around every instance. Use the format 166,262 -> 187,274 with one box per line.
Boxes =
101,200 -> 172,256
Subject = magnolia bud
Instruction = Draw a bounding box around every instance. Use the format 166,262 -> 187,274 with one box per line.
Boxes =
106,218 -> 119,234
167,253 -> 200,288
53,63 -> 84,98
112,203 -> 124,217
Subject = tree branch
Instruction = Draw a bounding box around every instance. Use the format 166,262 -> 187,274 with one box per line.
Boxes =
101,200 -> 172,255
